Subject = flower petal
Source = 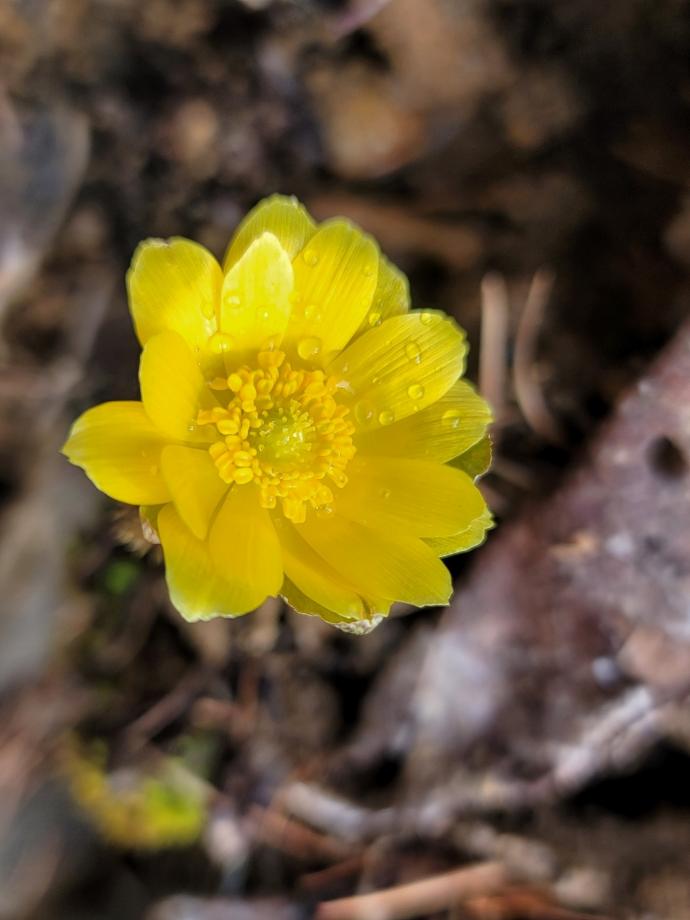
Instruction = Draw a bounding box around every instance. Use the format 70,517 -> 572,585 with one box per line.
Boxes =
160,445 -> 228,540
335,457 -> 488,537
220,232 -> 294,353
355,255 -> 410,335
452,435 -> 492,480
223,194 -> 316,271
280,578 -> 355,626
139,331 -> 217,441
425,508 -> 494,558
127,238 -> 222,348
62,402 -> 170,505
208,485 -> 283,612
273,518 -> 364,619
356,380 -> 491,462
287,219 -> 379,358
158,504 -> 253,621
296,513 -> 451,608
328,312 -> 467,432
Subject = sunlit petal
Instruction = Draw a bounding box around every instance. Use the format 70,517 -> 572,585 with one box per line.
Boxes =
328,312 -> 467,432
335,456 -> 488,537
208,484 -> 283,611
220,232 -> 294,353
297,513 -> 451,608
287,219 -> 379,358
139,331 -> 217,441
158,504 -> 253,621
127,238 -> 222,348
62,402 -> 170,505
160,445 -> 228,540
223,194 -> 316,271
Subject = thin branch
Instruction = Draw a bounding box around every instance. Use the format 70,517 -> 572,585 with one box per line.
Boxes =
480,272 -> 511,424
513,268 -> 562,444
316,862 -> 508,920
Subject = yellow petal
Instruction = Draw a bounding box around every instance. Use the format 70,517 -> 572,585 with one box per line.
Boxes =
273,518 -> 364,619
355,255 -> 410,334
223,194 -> 316,271
127,238 -> 222,348
208,485 -> 283,612
296,513 -> 451,608
425,508 -> 494,558
287,219 -> 379,358
335,457 -> 488,537
220,232 -> 294,352
158,504 -> 253,621
328,312 -> 467,432
356,380 -> 491,462
452,435 -> 492,480
160,446 -> 228,540
139,331 -> 216,441
62,401 -> 170,505
280,578 -> 355,626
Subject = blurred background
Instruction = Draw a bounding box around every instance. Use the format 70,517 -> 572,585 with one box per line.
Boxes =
3,0 -> 690,917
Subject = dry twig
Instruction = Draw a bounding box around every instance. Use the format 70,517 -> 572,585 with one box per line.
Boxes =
316,862 -> 508,920
479,272 -> 510,421
513,268 -> 562,444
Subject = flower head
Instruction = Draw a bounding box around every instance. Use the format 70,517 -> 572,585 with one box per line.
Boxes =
63,195 -> 492,631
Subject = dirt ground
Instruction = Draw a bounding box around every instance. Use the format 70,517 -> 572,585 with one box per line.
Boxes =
3,1 -> 690,917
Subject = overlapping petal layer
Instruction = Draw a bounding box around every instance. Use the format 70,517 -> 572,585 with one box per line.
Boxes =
63,195 -> 493,629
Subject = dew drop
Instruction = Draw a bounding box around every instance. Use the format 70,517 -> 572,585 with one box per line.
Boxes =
355,401 -> 375,425
363,263 -> 376,277
405,341 -> 422,363
226,294 -> 241,307
302,248 -> 319,266
378,409 -> 395,425
368,311 -> 382,327
442,408 -> 462,429
316,504 -> 334,519
420,312 -> 433,325
380,487 -> 392,500
304,303 -> 318,320
297,336 -> 322,360
209,332 -> 233,354
408,383 -> 424,400
261,308 -> 271,321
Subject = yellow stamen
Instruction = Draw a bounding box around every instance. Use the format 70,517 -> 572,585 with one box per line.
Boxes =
198,348 -> 356,521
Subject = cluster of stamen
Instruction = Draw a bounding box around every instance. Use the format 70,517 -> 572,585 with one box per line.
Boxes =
197,349 -> 356,522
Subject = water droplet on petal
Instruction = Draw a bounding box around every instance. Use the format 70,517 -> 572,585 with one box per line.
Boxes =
420,312 -> 433,325
261,308 -> 271,321
304,303 -> 318,320
363,263 -> 376,277
442,408 -> 462,429
405,341 -> 422,363
302,248 -> 319,266
368,311 -> 382,327
378,409 -> 395,425
316,504 -> 334,519
408,383 -> 424,400
209,332 -> 234,354
380,488 -> 392,500
355,401 -> 375,425
226,294 -> 241,307
297,336 -> 322,360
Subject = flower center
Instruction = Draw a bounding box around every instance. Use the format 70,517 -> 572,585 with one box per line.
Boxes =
196,348 -> 356,522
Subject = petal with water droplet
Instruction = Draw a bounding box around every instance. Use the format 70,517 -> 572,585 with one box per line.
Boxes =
334,456 -> 488,537
356,379 -> 491,462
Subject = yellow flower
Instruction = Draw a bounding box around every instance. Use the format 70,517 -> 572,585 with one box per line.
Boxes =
62,738 -> 207,849
63,195 -> 492,631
